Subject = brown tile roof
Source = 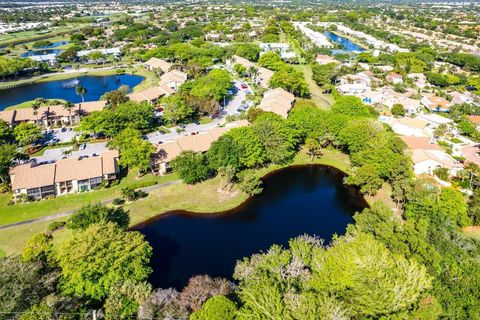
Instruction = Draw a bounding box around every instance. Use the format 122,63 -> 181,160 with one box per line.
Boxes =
259,88 -> 295,118
46,104 -> 80,118
159,70 -> 187,86
469,115 -> 480,125
128,87 -> 167,102
55,157 -> 104,182
154,141 -> 183,164
9,150 -> 119,191
153,120 -> 249,165
14,106 -> 49,122
77,100 -> 107,114
144,57 -> 172,72
10,163 -> 56,190
400,136 -> 441,150
0,110 -> 16,124
177,133 -> 214,153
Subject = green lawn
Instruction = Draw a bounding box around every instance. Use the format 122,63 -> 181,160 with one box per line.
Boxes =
5,99 -> 67,110
293,64 -> 334,109
0,171 -> 178,227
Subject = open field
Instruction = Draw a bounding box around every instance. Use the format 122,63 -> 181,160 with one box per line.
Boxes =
0,24 -> 85,47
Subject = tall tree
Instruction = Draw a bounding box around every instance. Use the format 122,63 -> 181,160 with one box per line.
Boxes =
56,222 -> 152,301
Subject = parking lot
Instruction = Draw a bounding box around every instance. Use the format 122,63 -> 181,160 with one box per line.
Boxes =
32,142 -> 108,163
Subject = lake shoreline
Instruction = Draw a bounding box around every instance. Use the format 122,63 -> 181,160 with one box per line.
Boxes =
129,162 -> 369,231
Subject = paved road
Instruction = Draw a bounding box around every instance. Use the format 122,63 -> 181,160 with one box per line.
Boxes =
0,179 -> 181,230
147,81 -> 249,145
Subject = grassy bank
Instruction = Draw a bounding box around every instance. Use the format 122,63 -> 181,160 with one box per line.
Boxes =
0,171 -> 179,227
5,99 -> 67,110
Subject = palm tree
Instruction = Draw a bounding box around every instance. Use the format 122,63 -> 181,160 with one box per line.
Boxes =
63,101 -> 74,124
75,85 -> 87,103
31,100 -> 41,123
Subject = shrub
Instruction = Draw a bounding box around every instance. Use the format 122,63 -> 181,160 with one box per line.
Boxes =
67,203 -> 130,230
239,174 -> 263,196
112,198 -> 125,206
47,221 -> 66,232
433,167 -> 450,182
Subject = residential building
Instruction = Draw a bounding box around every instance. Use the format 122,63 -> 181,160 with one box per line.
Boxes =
315,54 -> 339,65
411,149 -> 461,175
406,73 -> 427,89
152,121 -> 248,175
386,117 -> 430,137
421,95 -> 452,112
144,57 -> 172,74
228,55 -> 274,88
159,69 -> 188,91
386,72 -> 403,85
259,88 -> 295,118
10,150 -> 119,200
77,47 -> 121,59
0,101 -> 106,127
384,96 -> 421,115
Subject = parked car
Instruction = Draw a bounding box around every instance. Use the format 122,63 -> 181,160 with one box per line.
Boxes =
241,83 -> 248,89
79,143 -> 86,150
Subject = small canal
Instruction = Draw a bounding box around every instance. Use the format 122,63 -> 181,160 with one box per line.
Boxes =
325,31 -> 365,53
133,165 -> 367,289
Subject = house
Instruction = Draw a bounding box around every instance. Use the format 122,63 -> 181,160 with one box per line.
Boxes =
400,136 -> 440,151
144,57 -> 172,74
29,54 -> 57,66
359,90 -> 385,105
406,73 -> 427,88
259,88 -> 295,118
469,115 -> 480,130
421,95 -> 452,112
386,72 -> 403,85
228,55 -> 273,88
411,149 -> 461,175
375,65 -> 394,72
159,69 -> 188,91
315,54 -> 338,65
450,91 -> 476,105
10,150 -> 119,200
419,113 -> 453,128
387,117 -> 430,137
127,87 -> 169,104
152,121 -> 248,175
384,96 -> 421,115
0,101 -> 106,127
77,48 -> 121,59
0,110 -> 15,126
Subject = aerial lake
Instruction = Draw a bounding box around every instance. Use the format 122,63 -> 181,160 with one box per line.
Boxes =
0,74 -> 144,109
325,31 -> 365,53
134,165 -> 367,289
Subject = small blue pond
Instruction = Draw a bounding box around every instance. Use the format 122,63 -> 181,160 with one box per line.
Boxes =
0,74 -> 144,109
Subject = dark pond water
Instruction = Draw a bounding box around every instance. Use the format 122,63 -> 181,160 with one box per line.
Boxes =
134,165 -> 367,289
325,31 -> 365,53
0,74 -> 144,109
